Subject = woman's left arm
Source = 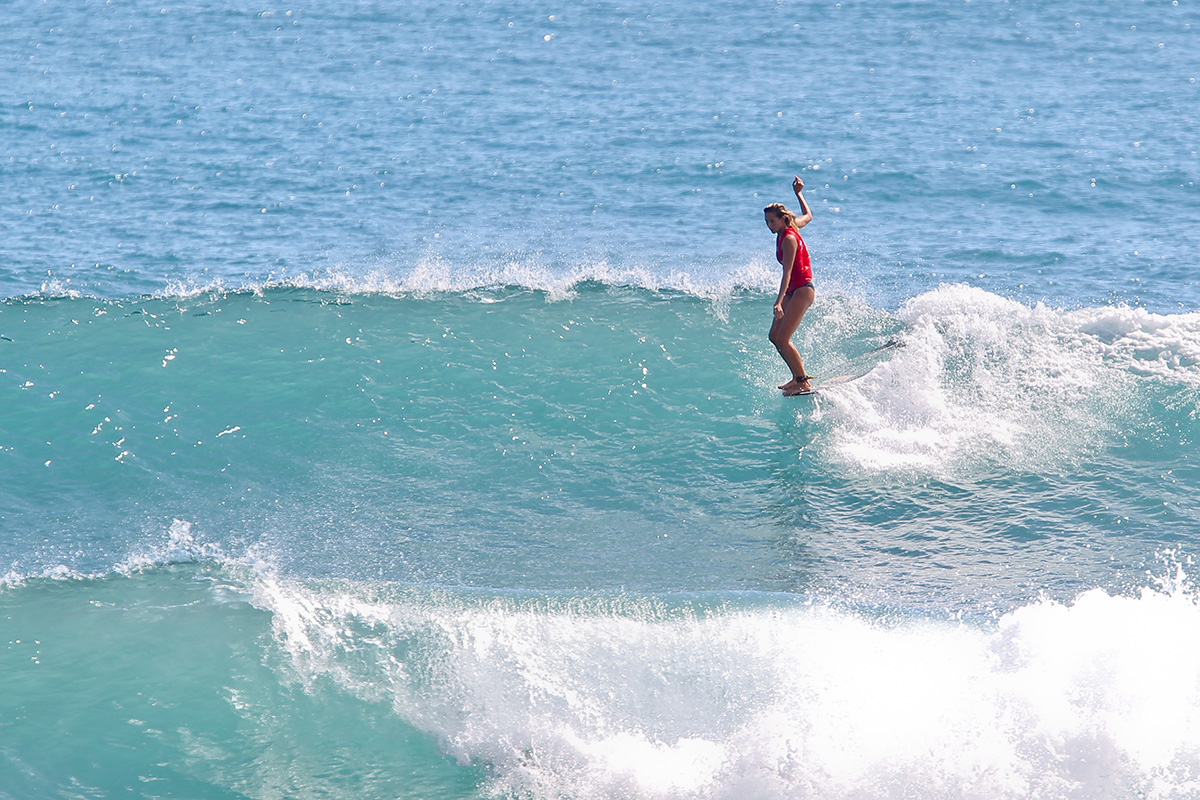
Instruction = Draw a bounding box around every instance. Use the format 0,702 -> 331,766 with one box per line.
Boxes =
792,176 -> 813,229
773,235 -> 798,319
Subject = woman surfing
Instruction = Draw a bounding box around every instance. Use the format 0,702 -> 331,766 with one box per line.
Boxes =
765,176 -> 815,396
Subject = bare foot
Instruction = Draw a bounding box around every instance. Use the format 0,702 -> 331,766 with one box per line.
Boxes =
778,375 -> 810,391
783,379 -> 813,396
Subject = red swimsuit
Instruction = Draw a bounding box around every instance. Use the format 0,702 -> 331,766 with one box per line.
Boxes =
777,227 -> 812,293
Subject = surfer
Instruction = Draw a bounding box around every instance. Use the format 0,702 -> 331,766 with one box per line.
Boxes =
766,176 -> 815,395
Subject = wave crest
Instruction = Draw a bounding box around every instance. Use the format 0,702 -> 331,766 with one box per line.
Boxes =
147,257 -> 781,304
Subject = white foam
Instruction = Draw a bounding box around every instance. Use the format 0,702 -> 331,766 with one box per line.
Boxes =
115,519 -> 227,573
810,284 -> 1158,473
0,520 -> 264,590
1066,304 -> 1200,384
0,562 -> 82,588
32,277 -> 85,299
252,568 -> 1200,800
146,256 -> 780,306
114,519 -> 278,579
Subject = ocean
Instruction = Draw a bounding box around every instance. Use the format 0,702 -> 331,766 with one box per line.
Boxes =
2,1 -> 1200,798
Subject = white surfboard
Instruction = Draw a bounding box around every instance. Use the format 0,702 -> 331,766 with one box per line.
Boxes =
793,339 -> 904,396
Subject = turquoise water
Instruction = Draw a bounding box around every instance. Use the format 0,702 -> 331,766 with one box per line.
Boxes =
4,1 -> 1200,799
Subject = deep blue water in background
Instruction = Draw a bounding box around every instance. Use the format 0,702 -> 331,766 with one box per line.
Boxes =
5,0 -> 1199,307
3,2 -> 1200,799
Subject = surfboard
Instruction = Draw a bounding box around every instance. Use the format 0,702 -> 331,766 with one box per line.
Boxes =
791,338 -> 904,396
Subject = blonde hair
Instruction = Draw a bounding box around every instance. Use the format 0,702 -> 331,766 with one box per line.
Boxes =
764,202 -> 801,230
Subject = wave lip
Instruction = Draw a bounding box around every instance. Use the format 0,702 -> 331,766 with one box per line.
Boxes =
92,257 -> 783,305
1,521 -> 253,588
115,519 -> 233,573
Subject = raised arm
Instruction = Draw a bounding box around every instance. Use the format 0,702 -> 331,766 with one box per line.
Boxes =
792,176 -> 813,229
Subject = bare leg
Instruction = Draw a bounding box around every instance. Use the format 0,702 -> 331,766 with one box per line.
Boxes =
768,287 -> 815,393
